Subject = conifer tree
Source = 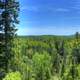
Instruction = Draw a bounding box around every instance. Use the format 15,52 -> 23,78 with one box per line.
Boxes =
0,0 -> 19,78
75,32 -> 79,41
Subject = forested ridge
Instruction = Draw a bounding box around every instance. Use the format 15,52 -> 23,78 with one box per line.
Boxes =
2,33 -> 80,80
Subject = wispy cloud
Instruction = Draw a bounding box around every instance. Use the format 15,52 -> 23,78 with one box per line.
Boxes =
21,5 -> 70,13
21,6 -> 39,12
72,6 -> 80,10
72,4 -> 80,10
55,8 -> 69,12
44,7 -> 70,12
71,0 -> 80,10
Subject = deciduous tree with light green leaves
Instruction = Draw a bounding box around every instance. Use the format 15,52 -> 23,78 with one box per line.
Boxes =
3,71 -> 22,80
32,52 -> 52,80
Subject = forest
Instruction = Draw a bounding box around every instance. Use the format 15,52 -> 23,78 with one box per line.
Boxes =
2,33 -> 80,80
0,0 -> 80,80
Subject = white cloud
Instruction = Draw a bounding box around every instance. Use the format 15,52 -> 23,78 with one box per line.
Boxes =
20,5 -> 70,13
55,8 -> 69,12
21,6 -> 39,12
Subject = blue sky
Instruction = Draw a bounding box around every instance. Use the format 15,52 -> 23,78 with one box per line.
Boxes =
18,0 -> 80,35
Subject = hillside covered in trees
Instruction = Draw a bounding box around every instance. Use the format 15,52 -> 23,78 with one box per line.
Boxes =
2,33 -> 80,80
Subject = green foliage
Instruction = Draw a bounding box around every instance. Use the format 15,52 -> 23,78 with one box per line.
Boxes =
0,0 -> 19,78
3,71 -> 22,80
10,35 -> 80,80
32,53 -> 52,80
1,33 -> 80,80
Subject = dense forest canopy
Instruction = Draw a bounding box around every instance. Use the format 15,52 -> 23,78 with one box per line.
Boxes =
3,33 -> 80,80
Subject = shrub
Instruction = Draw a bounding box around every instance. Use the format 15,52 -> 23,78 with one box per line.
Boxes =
3,71 -> 22,80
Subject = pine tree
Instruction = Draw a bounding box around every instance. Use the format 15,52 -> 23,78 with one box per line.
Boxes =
75,32 -> 80,42
0,0 -> 19,78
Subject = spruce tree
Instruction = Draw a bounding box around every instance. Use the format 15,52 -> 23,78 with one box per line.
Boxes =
0,0 -> 19,78
75,32 -> 79,41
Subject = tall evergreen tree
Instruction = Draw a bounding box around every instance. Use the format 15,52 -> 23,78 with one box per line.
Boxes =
0,0 -> 19,78
75,32 -> 80,42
